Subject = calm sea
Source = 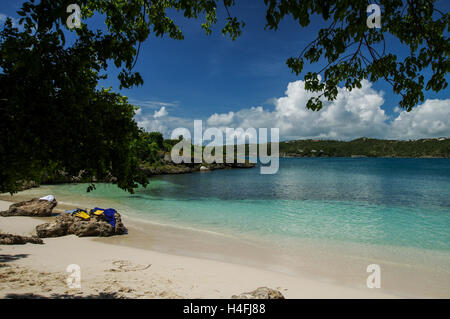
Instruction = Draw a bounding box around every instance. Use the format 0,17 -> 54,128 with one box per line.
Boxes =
9,157 -> 449,296
35,158 -> 450,252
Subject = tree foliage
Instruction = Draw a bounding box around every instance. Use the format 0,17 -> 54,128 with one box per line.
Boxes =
265,0 -> 449,111
1,0 -> 448,194
278,137 -> 450,158
1,0 -> 245,193
134,130 -> 165,163
14,0 -> 245,89
21,0 -> 446,111
0,17 -> 147,193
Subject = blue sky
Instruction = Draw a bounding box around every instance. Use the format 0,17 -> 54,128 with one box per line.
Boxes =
1,0 -> 449,140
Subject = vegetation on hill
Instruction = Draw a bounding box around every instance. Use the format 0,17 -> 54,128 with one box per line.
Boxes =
278,138 -> 450,158
136,132 -> 254,175
35,132 -> 254,188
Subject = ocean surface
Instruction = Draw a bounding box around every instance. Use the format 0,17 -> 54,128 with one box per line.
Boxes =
34,158 -> 449,252
7,157 -> 450,296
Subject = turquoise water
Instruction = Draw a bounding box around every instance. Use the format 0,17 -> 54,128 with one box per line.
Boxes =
40,158 -> 450,251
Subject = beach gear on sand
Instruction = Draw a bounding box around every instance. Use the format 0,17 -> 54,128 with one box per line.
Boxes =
39,195 -> 55,202
89,207 -> 117,228
103,209 -> 117,228
72,209 -> 90,220
90,208 -> 105,216
57,207 -> 118,226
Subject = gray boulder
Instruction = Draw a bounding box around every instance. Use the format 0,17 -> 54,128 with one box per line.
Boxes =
35,214 -> 74,237
68,220 -> 114,237
231,287 -> 285,299
0,233 -> 44,245
0,198 -> 57,217
36,211 -> 127,238
113,213 -> 127,235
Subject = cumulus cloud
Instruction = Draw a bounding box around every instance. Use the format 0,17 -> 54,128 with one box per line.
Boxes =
135,107 -> 193,138
207,111 -> 235,126
134,79 -> 449,141
204,79 -> 390,140
153,106 -> 168,118
389,99 -> 450,139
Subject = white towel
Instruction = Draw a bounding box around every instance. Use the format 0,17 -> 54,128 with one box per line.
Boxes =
39,195 -> 55,202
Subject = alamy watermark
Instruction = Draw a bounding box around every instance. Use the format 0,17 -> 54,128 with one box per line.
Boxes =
66,3 -> 381,30
66,264 -> 81,289
366,264 -> 381,288
170,120 -> 280,174
367,4 -> 381,29
66,4 -> 81,29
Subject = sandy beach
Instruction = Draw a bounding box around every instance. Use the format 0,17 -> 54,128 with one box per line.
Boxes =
0,199 -> 401,299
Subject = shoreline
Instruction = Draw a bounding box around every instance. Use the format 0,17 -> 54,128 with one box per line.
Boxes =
1,189 -> 450,298
0,199 -> 402,299
16,157 -> 450,192
100,214 -> 450,298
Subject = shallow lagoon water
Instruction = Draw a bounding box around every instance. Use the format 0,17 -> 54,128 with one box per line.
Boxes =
11,158 -> 450,296
38,158 -> 450,252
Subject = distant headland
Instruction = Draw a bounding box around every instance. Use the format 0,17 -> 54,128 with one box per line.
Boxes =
278,137 -> 450,158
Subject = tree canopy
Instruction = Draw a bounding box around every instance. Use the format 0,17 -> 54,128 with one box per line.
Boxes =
270,0 -> 449,111
15,0 -> 446,110
1,0 -> 448,194
1,0 -> 245,193
0,16 -> 148,193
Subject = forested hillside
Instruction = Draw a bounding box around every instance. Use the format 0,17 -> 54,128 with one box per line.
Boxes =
279,138 -> 450,158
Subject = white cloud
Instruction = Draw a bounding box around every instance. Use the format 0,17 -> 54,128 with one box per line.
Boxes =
153,106 -> 168,118
0,13 -> 18,27
134,80 -> 449,141
135,109 -> 193,138
203,79 -> 389,140
207,111 -> 235,126
0,13 -> 9,23
129,98 -> 178,110
389,99 -> 450,139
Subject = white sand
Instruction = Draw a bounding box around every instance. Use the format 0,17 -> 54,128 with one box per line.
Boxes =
0,200 -> 397,299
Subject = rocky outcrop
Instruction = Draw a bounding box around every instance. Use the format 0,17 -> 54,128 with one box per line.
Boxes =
0,233 -> 44,245
17,180 -> 39,191
140,164 -> 196,175
217,162 -> 255,171
0,198 -> 57,217
231,287 -> 285,299
140,162 -> 255,176
36,212 -> 126,238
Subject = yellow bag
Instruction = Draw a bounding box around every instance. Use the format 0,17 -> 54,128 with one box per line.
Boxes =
73,209 -> 90,220
90,208 -> 105,216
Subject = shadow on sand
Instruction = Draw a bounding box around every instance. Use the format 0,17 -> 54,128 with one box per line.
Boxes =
4,292 -> 124,299
0,253 -> 29,263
